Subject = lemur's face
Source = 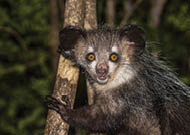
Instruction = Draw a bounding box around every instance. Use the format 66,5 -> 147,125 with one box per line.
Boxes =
83,45 -> 120,84
59,25 -> 145,85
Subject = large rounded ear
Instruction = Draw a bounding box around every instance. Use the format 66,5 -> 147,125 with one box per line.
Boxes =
58,26 -> 86,59
119,25 -> 145,48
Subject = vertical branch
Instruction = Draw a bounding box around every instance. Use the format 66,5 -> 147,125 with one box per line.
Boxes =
44,0 -> 85,135
84,0 -> 97,30
64,0 -> 85,27
150,0 -> 168,28
120,0 -> 143,26
49,0 -> 59,73
58,0 -> 65,26
149,0 -> 167,59
105,0 -> 115,26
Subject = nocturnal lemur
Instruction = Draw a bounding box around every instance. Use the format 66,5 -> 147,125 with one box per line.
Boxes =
46,25 -> 190,135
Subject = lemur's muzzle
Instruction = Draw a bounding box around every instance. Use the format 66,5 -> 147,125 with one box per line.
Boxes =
96,62 -> 109,81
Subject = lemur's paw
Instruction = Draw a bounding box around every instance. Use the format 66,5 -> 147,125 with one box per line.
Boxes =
45,95 -> 70,115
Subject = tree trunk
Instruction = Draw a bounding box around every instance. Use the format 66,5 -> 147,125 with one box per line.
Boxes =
84,0 -> 97,30
58,0 -> 65,26
44,0 -> 85,135
105,0 -> 115,26
120,0 -> 143,26
150,0 -> 168,28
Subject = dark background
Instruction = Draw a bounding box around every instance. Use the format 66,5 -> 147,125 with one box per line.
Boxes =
0,0 -> 189,134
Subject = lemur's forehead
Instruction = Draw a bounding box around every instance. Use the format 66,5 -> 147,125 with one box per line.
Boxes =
87,44 -> 119,54
85,30 -> 120,53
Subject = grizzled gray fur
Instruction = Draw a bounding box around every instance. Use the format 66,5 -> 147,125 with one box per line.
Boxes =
46,25 -> 190,135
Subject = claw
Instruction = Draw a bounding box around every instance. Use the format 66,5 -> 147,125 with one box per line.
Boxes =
62,95 -> 71,108
45,95 -> 63,112
45,95 -> 71,121
46,102 -> 60,112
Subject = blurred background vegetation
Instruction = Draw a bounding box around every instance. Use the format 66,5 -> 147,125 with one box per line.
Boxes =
0,0 -> 189,135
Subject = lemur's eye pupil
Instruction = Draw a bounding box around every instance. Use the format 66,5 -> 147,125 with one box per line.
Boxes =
111,55 -> 117,60
110,53 -> 118,62
87,53 -> 95,61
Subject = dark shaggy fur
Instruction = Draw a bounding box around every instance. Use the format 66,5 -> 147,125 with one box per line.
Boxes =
46,25 -> 190,135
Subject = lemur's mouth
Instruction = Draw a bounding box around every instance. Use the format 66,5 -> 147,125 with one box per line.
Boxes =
97,77 -> 108,84
97,72 -> 107,80
96,62 -> 109,84
97,74 -> 108,84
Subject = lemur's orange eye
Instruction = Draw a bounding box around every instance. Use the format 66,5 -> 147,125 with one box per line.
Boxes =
86,53 -> 95,61
110,53 -> 118,62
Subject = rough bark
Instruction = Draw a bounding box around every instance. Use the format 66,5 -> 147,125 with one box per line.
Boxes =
44,0 -> 85,135
84,0 -> 97,30
44,76 -> 77,135
64,0 -> 85,27
150,0 -> 168,28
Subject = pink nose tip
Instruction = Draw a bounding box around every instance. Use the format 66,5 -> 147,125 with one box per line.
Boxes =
97,63 -> 107,69
96,62 -> 109,74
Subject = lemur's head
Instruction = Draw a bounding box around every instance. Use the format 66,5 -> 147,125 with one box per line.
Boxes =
59,25 -> 145,85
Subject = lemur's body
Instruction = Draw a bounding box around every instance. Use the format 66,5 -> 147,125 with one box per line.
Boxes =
46,25 -> 190,135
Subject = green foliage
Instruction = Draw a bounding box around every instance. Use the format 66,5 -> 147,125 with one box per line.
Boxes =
0,0 -> 189,135
166,3 -> 190,31
0,0 -> 52,135
160,1 -> 190,77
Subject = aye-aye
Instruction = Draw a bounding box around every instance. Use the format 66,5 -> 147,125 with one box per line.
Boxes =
46,25 -> 190,135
